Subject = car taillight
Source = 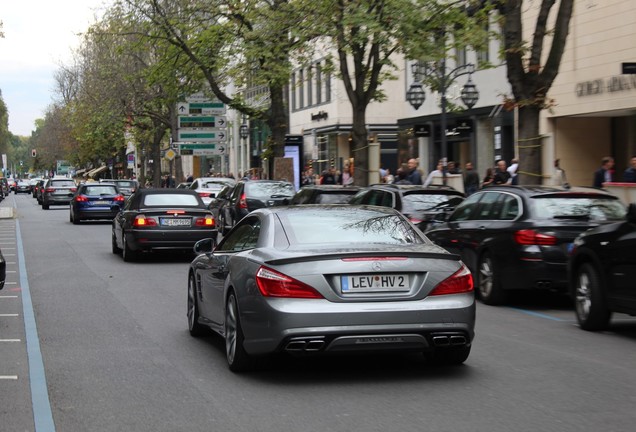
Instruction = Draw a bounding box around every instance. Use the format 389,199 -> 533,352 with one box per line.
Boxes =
114,195 -> 125,202
70,187 -> 77,192
198,192 -> 211,198
256,266 -> 323,299
195,216 -> 215,227
239,193 -> 248,209
75,195 -> 89,202
45,188 -> 55,193
429,264 -> 474,296
133,215 -> 157,227
514,229 -> 557,245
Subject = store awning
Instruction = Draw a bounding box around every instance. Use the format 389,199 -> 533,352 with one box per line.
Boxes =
87,165 -> 108,178
75,168 -> 87,176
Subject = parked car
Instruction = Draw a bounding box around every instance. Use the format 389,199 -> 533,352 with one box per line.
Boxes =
567,203 -> 636,331
41,178 -> 78,209
425,186 -> 626,305
0,249 -> 5,290
176,182 -> 192,189
290,184 -> 360,204
0,178 -> 9,198
189,177 -> 236,206
14,180 -> 31,194
187,205 -> 475,371
100,179 -> 139,197
70,183 -> 126,224
349,184 -> 465,232
215,180 -> 295,234
111,189 -> 216,262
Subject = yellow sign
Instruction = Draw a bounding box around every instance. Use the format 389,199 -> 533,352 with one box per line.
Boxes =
164,149 -> 176,161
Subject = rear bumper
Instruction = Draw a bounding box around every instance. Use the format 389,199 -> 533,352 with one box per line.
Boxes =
126,229 -> 215,251
76,208 -> 120,220
499,259 -> 568,290
240,293 -> 476,355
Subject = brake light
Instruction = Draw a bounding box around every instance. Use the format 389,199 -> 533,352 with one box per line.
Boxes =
45,188 -> 55,193
514,229 -> 557,245
70,187 -> 77,192
75,195 -> 89,202
341,257 -> 408,262
429,264 -> 474,296
256,267 -> 323,299
198,192 -> 211,198
239,193 -> 248,209
167,210 -> 185,214
114,195 -> 125,202
195,216 -> 215,227
133,215 -> 157,227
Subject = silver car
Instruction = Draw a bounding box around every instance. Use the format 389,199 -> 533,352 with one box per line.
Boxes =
187,205 -> 475,372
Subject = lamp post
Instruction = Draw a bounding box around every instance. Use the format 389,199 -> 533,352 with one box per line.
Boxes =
406,58 -> 479,183
239,118 -> 249,175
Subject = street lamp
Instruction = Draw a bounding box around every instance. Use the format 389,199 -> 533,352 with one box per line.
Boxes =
239,118 -> 249,175
406,58 -> 479,183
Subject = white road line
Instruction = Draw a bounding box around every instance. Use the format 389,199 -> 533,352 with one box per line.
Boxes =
0,376 -> 19,380
0,295 -> 19,298
0,339 -> 22,342
0,314 -> 19,317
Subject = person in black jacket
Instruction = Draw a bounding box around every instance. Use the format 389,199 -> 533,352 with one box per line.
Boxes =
623,156 -> 636,183
593,156 -> 614,188
493,159 -> 511,185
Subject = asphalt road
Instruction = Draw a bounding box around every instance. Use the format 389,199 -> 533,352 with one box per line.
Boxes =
1,192 -> 636,432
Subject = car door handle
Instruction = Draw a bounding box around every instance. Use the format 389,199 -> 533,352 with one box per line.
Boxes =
479,226 -> 487,230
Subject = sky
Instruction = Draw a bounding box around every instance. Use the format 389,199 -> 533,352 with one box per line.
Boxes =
0,0 -> 110,136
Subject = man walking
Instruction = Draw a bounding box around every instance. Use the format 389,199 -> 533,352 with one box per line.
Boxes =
493,159 -> 512,185
623,156 -> 636,183
463,162 -> 480,195
406,159 -> 423,185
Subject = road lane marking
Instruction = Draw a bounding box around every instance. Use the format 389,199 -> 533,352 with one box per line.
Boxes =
507,307 -> 565,322
16,220 -> 56,432
0,376 -> 19,380
0,339 -> 22,342
0,314 -> 19,317
0,295 -> 19,298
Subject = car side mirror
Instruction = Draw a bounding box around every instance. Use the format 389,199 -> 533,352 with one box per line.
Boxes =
627,203 -> 636,224
433,212 -> 450,222
193,238 -> 216,254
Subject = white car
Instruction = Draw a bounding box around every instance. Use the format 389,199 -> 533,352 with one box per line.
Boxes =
189,177 -> 235,206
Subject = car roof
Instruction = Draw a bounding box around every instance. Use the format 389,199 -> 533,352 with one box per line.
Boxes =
479,185 -> 619,198
365,184 -> 464,195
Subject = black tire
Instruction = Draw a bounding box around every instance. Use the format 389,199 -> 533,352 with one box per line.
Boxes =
187,273 -> 206,337
42,203 -> 49,210
574,262 -> 611,331
111,230 -> 121,255
225,292 -> 254,372
476,251 -> 505,305
217,213 -> 227,236
428,345 -> 471,366
122,233 -> 137,262
71,211 -> 80,225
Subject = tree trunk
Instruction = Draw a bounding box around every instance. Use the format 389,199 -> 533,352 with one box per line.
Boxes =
267,83 -> 289,178
516,105 -> 542,185
351,105 -> 369,187
151,124 -> 165,187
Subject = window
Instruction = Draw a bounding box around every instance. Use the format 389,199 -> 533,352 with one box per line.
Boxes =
315,62 -> 322,104
143,194 -> 201,207
450,193 -> 482,221
291,72 -> 297,111
456,47 -> 467,67
476,23 -> 489,66
299,69 -> 305,108
306,67 -> 313,106
499,194 -> 520,220
475,192 -> 501,219
219,217 -> 261,252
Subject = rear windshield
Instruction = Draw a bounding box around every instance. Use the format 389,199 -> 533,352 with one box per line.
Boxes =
402,193 -> 464,212
315,193 -> 356,204
245,182 -> 295,197
203,181 -> 229,190
51,180 -> 76,188
143,194 -> 201,207
115,181 -> 135,188
531,196 -> 626,221
85,186 -> 118,195
280,208 -> 422,245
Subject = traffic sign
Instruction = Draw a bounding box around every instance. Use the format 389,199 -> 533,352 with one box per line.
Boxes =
164,149 -> 177,161
178,130 -> 227,143
178,143 -> 223,156
178,116 -> 227,129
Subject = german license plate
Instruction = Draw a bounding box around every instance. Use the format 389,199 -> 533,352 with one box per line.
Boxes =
160,218 -> 191,227
94,200 -> 109,205
341,274 -> 409,293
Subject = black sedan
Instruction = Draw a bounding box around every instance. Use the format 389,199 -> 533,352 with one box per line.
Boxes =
112,189 -> 216,262
568,203 -> 636,331
187,205 -> 475,372
426,186 -> 626,305
349,184 -> 465,233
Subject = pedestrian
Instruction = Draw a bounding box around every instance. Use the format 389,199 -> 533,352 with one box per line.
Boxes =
383,168 -> 395,184
406,158 -> 423,185
394,168 -> 412,185
623,155 -> 636,183
423,161 -> 443,187
481,167 -> 495,189
301,167 -> 316,186
186,174 -> 194,182
507,158 -> 519,185
339,162 -> 354,185
447,161 -> 461,175
493,159 -> 512,185
593,156 -> 614,188
463,162 -> 480,195
320,168 -> 337,185
551,159 -> 569,187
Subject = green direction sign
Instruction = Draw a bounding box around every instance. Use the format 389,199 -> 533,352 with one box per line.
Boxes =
179,144 -> 216,150
178,130 -> 227,143
178,116 -> 227,129
178,143 -> 224,156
